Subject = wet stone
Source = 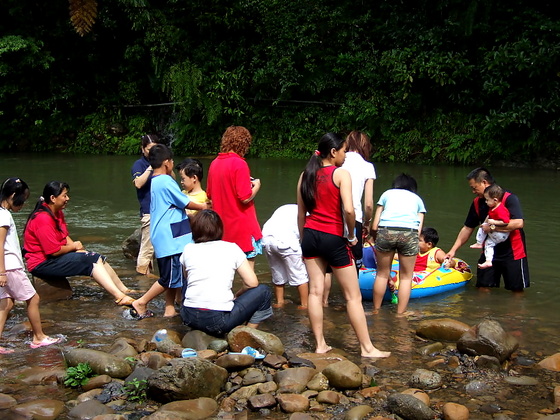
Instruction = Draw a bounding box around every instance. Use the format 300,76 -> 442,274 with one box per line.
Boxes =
276,393 -> 310,413
248,393 -> 277,409
263,353 -> 288,369
503,375 -> 538,386
258,381 -> 278,394
465,379 -> 490,396
11,398 -> 65,420
387,393 -> 437,420
0,393 -> 17,409
344,405 -> 374,420
316,390 -> 343,404
409,368 -> 442,390
82,374 -> 112,391
322,360 -> 362,389
242,368 -> 266,385
442,402 -> 470,420
401,388 -> 430,406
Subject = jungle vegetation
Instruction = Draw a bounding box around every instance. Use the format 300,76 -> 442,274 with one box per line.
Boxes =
1,0 -> 559,165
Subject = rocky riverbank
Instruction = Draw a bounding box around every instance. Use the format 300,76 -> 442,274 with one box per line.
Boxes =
1,318 -> 559,419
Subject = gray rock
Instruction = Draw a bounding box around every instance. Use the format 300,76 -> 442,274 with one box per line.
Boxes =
465,379 -> 490,396
67,399 -> 115,419
457,319 -> 519,362
242,368 -> 267,385
148,358 -> 228,402
64,348 -> 132,378
108,337 -> 138,359
307,372 -> 329,391
227,325 -> 284,355
248,393 -> 277,409
409,369 -> 442,390
208,339 -> 229,353
322,360 -> 362,389
387,393 -> 437,420
121,228 -> 141,260
275,367 -> 318,394
182,329 -> 220,351
503,375 -> 538,386
416,318 -> 471,341
418,342 -> 444,356
475,355 -> 502,370
125,366 -> 156,383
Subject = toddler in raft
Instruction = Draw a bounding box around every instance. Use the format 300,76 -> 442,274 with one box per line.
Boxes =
0,178 -> 61,351
469,184 -> 510,269
177,158 -> 208,216
413,227 -> 455,277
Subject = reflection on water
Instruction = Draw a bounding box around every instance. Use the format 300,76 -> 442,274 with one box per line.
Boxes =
0,154 -> 559,413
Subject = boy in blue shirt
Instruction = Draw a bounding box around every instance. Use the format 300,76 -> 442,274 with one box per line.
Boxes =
131,144 -> 208,319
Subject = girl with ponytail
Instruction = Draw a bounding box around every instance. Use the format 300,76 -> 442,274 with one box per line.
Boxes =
296,133 -> 390,358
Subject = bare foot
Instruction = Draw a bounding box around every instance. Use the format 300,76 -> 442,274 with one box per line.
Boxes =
297,305 -> 308,310
322,302 -> 329,308
478,261 -> 493,269
273,301 -> 286,308
163,312 -> 179,318
396,310 -> 416,318
362,347 -> 391,358
470,243 -> 483,249
315,345 -> 333,354
371,308 -> 380,315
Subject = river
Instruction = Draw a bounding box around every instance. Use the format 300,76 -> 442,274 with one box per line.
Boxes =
0,153 -> 558,416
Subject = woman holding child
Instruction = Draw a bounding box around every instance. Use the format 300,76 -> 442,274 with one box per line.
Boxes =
297,132 -> 390,358
23,181 -> 135,306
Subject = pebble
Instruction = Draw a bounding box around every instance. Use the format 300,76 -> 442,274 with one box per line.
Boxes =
503,376 -> 539,386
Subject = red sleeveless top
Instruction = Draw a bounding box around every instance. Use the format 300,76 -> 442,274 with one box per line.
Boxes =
304,166 -> 344,236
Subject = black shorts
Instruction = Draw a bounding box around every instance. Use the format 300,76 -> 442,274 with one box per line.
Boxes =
301,228 -> 353,269
475,254 -> 530,291
32,251 -> 104,279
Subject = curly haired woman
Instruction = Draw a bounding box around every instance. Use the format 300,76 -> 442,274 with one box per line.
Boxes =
206,126 -> 262,268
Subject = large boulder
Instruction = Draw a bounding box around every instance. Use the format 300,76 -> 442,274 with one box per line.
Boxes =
227,325 -> 284,355
64,348 -> 132,378
416,318 -> 471,342
457,319 -> 519,362
148,358 -> 228,402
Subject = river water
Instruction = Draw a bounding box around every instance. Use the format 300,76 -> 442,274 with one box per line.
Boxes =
0,154 -> 558,415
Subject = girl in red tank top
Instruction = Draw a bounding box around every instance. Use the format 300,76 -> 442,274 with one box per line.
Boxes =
296,133 -> 390,359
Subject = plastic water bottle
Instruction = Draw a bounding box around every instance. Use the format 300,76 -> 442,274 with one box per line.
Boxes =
153,329 -> 168,343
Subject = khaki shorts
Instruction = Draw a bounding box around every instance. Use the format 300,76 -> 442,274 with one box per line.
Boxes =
375,227 -> 419,257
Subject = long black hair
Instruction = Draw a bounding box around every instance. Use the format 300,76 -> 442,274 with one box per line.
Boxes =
300,132 -> 345,212
0,177 -> 30,207
25,181 -> 69,233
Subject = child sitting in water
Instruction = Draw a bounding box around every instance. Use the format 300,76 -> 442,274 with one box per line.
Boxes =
0,178 -> 61,351
176,158 -> 208,216
469,184 -> 510,269
413,227 -> 455,274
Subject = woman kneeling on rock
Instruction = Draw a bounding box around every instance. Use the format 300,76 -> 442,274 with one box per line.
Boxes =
180,210 -> 272,336
23,181 -> 135,306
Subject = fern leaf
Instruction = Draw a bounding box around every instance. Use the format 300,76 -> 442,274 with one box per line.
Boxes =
69,0 -> 98,37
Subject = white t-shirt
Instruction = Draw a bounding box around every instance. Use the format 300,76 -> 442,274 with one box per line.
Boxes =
377,189 -> 426,229
262,204 -> 301,253
180,240 -> 246,311
0,208 -> 24,270
341,152 -> 376,223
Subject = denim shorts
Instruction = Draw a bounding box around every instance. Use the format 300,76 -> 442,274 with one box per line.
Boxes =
375,227 -> 419,256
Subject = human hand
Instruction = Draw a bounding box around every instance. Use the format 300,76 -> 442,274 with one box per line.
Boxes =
74,241 -> 84,251
481,223 -> 491,233
251,178 -> 261,189
205,200 -> 213,210
0,275 -> 7,287
444,251 -> 455,260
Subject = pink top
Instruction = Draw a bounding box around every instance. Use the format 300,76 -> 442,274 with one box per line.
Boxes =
304,166 -> 344,236
24,204 -> 69,271
206,152 -> 262,252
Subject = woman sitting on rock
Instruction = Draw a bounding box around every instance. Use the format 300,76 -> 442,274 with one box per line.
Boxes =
179,210 -> 272,336
23,181 -> 135,306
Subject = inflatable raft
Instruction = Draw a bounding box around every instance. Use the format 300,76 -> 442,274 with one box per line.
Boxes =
359,247 -> 473,301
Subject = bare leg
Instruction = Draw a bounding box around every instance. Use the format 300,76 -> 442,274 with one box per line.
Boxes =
396,254 -> 417,314
273,284 -> 286,308
297,282 -> 309,309
103,261 -> 133,293
333,264 -> 391,358
26,294 -> 48,343
373,250 -> 396,312
0,297 -> 14,337
163,288 -> 179,317
247,258 -> 255,270
323,273 -> 332,307
246,322 -> 259,328
304,257 -> 330,353
91,259 -> 131,301
132,282 -> 166,316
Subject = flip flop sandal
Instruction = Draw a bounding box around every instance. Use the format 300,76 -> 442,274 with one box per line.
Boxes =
115,295 -> 135,307
181,348 -> 198,358
0,346 -> 15,354
30,336 -> 62,349
241,346 -> 266,359
129,308 -> 155,320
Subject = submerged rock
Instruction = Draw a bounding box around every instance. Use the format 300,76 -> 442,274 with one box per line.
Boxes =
409,369 -> 442,390
64,348 -> 132,378
387,393 -> 436,420
11,399 -> 65,420
149,397 -> 218,419
457,319 -> 519,362
538,353 -> 560,372
416,318 -> 471,342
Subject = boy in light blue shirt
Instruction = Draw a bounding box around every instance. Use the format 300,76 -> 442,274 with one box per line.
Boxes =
131,144 -> 208,319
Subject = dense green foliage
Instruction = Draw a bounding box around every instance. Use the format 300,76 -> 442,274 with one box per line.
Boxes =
64,362 -> 94,387
1,0 -> 559,164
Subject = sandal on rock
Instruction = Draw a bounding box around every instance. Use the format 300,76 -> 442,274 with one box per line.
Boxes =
129,308 -> 155,320
30,336 -> 62,349
115,295 -> 135,307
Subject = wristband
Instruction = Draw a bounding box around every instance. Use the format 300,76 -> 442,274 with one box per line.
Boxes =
347,236 -> 357,242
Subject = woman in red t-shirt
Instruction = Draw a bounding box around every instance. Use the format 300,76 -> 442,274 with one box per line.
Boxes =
297,132 -> 390,359
24,181 -> 135,306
